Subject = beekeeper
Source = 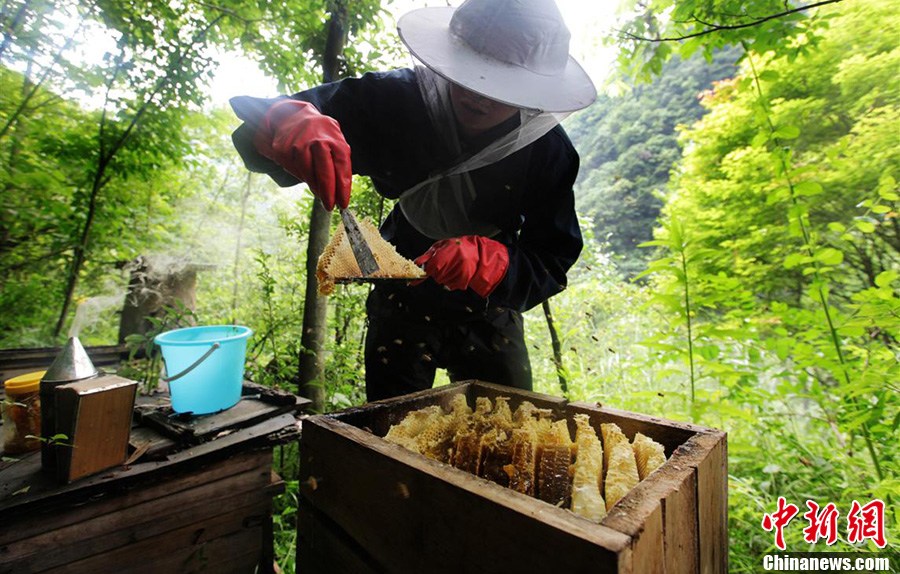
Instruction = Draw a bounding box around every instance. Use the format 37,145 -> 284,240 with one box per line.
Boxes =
230,0 -> 596,401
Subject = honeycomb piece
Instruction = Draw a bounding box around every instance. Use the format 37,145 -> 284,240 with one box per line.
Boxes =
384,396 -> 652,516
489,396 -> 514,433
383,405 -> 444,453
503,428 -> 539,496
535,417 -> 573,507
451,429 -> 482,475
480,432 -> 513,487
414,413 -> 458,463
537,444 -> 573,507
422,396 -> 481,463
604,441 -> 640,510
316,217 -> 425,295
472,396 -> 495,431
632,432 -> 667,480
570,414 -> 606,522
512,401 -> 552,424
600,422 -> 629,475
446,393 -> 472,419
543,419 -> 572,445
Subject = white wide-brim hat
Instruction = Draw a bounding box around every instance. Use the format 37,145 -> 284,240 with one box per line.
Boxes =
398,0 -> 597,113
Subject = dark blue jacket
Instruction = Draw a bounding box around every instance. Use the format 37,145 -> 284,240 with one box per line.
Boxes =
231,68 -> 582,313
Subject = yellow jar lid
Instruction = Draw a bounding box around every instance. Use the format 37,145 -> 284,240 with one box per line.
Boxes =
4,370 -> 46,395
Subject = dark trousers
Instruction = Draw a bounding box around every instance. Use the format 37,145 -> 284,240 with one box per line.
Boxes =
364,288 -> 532,402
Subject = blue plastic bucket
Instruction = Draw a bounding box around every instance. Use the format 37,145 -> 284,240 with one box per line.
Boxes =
154,325 -> 253,415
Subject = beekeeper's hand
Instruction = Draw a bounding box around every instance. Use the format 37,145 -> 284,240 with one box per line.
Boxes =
415,236 -> 509,298
254,100 -> 351,211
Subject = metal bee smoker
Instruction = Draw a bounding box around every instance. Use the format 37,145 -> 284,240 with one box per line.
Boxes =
39,337 -> 99,472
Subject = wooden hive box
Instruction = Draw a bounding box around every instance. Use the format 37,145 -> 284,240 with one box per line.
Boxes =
298,381 -> 727,574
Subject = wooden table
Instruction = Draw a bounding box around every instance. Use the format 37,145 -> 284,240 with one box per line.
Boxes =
0,382 -> 309,574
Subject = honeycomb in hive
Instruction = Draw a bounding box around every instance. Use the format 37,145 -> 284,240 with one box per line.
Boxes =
480,433 -> 514,487
414,394 -> 473,463
570,414 -> 606,522
504,427 -> 539,496
632,432 -> 666,480
600,422 -> 629,476
382,395 -> 669,520
383,405 -> 444,453
450,429 -> 482,474
316,217 -> 425,295
488,397 -> 513,432
604,440 -> 640,510
537,444 -> 573,507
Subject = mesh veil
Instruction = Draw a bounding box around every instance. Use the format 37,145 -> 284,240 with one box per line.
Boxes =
397,64 -> 569,240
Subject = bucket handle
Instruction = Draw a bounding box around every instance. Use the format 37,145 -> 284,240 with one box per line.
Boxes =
162,342 -> 221,383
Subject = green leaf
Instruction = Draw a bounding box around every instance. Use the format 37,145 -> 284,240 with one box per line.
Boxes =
758,70 -> 780,81
767,187 -> 791,205
855,220 -> 876,233
874,270 -> 898,288
837,325 -> 866,337
696,345 -> 720,360
784,253 -> 809,269
751,130 -> 770,147
794,181 -> 823,196
827,222 -> 846,233
774,125 -> 800,139
815,248 -> 843,266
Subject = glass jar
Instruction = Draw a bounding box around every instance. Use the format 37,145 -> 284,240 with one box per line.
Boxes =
1,370 -> 45,454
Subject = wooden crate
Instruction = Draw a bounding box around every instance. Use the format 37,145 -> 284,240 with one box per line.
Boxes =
0,450 -> 279,574
298,381 -> 727,574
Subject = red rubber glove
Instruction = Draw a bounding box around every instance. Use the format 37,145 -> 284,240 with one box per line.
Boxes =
414,236 -> 510,298
254,100 -> 351,211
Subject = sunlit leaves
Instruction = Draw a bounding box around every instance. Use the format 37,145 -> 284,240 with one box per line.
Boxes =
632,3 -> 897,553
612,0 -> 834,80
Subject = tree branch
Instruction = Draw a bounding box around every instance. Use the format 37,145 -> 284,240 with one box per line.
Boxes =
619,0 -> 843,43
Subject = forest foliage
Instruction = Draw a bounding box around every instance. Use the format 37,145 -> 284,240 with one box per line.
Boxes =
1,0 -> 897,571
568,48 -> 739,276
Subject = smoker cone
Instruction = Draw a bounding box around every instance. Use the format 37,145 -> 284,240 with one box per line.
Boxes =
43,336 -> 99,383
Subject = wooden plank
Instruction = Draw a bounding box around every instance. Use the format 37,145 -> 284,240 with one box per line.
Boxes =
335,383 -> 467,437
136,397 -> 296,445
603,431 -> 721,574
630,503 -> 665,574
0,414 -> 293,520
601,472 -> 667,573
0,450 -> 271,545
467,380 -> 568,412
40,501 -> 269,574
5,462 -> 273,571
127,424 -> 177,461
297,502 -> 384,574
663,468 -> 699,574
301,416 -> 630,574
697,432 -> 727,574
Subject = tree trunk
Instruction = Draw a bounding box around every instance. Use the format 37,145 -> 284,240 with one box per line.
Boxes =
53,157 -> 109,337
296,2 -> 347,412
542,300 -> 568,396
